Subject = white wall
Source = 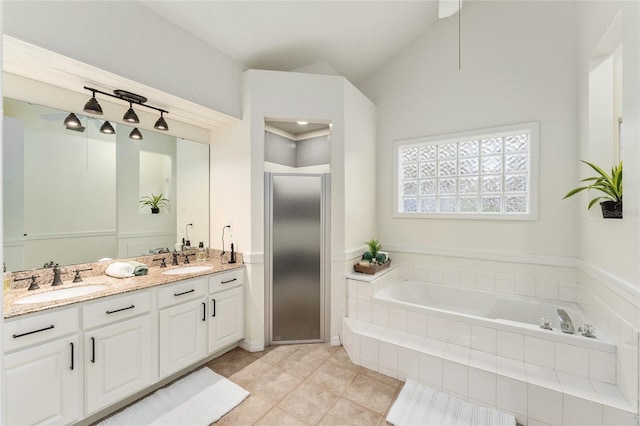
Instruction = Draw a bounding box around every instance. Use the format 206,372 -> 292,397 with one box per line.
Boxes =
361,0 -> 578,259
359,0 -> 639,409
575,1 -> 640,409
2,1 -> 243,118
211,70 -> 376,350
577,1 -> 640,298
344,82 -> 377,253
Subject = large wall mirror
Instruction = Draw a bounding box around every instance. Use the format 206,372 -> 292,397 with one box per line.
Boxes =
3,98 -> 210,272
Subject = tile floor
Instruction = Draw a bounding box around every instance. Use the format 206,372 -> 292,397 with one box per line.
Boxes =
208,343 -> 403,425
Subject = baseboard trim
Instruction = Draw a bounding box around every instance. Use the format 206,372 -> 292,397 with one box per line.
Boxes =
239,338 -> 265,353
332,246 -> 366,262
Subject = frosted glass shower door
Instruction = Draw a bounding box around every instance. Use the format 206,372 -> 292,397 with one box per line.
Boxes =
268,174 -> 325,344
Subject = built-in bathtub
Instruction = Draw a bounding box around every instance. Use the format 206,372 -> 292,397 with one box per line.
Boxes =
343,271 -> 635,425
374,279 -> 612,351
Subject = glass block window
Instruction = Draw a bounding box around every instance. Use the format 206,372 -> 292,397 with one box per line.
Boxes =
394,122 -> 538,220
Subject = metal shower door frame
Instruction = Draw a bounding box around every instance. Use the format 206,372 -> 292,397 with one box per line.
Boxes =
264,172 -> 330,346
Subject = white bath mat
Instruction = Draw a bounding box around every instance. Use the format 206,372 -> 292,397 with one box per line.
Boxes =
98,368 -> 249,425
387,378 -> 515,426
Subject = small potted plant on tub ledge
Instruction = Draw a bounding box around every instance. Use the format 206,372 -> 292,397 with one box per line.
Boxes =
139,193 -> 169,214
354,238 -> 391,274
563,160 -> 622,219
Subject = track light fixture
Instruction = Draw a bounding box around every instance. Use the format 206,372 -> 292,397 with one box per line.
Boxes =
63,112 -> 82,128
79,86 -> 169,139
123,103 -> 139,123
100,121 -> 115,134
154,111 -> 169,131
83,90 -> 103,115
129,127 -> 143,140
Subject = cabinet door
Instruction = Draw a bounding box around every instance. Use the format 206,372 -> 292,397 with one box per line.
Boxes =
209,286 -> 244,353
4,336 -> 82,425
159,299 -> 207,378
85,315 -> 153,415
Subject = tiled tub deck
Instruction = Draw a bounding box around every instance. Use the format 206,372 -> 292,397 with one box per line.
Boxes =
342,268 -> 637,426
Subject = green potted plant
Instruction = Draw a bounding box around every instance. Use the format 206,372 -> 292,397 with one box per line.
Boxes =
139,193 -> 169,214
363,238 -> 388,264
563,160 -> 622,219
356,238 -> 391,274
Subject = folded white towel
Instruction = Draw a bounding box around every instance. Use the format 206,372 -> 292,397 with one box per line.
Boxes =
105,262 -> 135,278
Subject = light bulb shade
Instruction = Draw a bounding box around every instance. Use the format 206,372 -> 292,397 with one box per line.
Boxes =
83,96 -> 103,115
129,127 -> 143,140
123,106 -> 139,123
154,115 -> 169,131
63,112 -> 82,128
100,121 -> 115,134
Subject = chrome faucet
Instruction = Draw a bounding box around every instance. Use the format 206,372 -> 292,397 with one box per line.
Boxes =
557,309 -> 575,334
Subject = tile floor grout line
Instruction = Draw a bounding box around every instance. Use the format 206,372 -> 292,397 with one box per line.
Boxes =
276,353 -> 340,425
209,343 -> 402,425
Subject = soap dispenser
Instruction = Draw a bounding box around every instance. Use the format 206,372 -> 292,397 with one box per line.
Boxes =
196,242 -> 207,262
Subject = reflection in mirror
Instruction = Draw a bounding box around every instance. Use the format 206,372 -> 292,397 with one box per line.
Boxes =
139,151 -> 172,214
3,98 -> 116,271
3,98 -> 210,272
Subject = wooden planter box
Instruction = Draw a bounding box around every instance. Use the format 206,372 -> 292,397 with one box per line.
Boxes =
354,260 -> 391,275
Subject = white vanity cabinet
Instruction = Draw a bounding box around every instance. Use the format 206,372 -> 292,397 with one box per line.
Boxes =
3,265 -> 246,424
83,291 -> 154,415
208,269 -> 245,353
158,277 -> 208,378
3,308 -> 82,426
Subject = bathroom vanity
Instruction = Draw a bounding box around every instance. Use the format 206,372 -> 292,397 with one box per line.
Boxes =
2,259 -> 245,425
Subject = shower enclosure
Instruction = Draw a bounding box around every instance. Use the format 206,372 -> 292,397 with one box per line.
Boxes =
265,173 -> 329,344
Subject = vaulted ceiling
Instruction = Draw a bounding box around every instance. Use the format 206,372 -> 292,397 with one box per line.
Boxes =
140,1 -> 443,84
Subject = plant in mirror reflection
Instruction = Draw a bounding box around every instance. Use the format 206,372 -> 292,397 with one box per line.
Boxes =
139,193 -> 169,213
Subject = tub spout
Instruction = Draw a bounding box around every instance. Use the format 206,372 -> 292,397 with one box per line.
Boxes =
557,309 -> 574,334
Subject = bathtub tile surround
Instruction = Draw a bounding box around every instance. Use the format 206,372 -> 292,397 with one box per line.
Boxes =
497,376 -> 527,419
471,325 -> 498,354
344,266 -> 637,426
578,270 -> 640,413
379,252 -> 640,415
589,349 -> 617,384
524,336 -> 555,369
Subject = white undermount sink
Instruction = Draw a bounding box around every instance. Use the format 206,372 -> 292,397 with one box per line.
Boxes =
15,285 -> 109,304
161,265 -> 214,275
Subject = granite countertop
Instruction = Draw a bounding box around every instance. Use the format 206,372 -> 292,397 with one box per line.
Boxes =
4,253 -> 244,319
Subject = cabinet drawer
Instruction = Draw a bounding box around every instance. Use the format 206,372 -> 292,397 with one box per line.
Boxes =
209,268 -> 245,293
4,307 -> 80,353
83,291 -> 151,329
158,277 -> 206,309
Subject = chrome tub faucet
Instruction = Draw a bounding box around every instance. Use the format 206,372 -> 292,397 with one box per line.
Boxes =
557,309 -> 575,334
